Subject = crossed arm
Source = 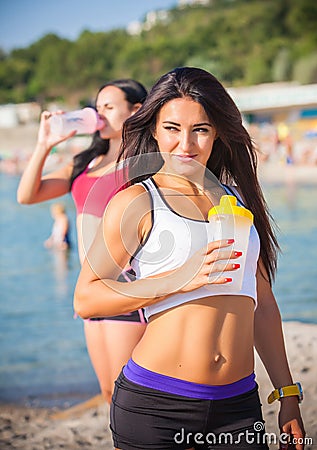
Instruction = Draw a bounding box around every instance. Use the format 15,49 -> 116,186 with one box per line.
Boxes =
74,184 -> 239,319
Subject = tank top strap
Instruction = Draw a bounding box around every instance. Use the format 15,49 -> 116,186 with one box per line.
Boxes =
222,184 -> 246,208
87,157 -> 98,170
140,177 -> 167,210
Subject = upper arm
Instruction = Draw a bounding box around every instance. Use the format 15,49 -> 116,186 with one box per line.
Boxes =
82,184 -> 151,282
18,161 -> 74,204
38,164 -> 73,200
255,258 -> 279,314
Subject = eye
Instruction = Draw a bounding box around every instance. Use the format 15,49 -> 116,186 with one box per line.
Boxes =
193,127 -> 209,133
97,104 -> 113,113
163,125 -> 179,132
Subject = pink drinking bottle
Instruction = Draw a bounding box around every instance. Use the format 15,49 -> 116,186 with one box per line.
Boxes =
50,107 -> 105,135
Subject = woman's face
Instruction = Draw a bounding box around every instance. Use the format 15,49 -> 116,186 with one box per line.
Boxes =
153,97 -> 217,178
96,85 -> 133,140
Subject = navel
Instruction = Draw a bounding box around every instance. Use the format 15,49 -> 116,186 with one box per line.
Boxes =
214,353 -> 226,366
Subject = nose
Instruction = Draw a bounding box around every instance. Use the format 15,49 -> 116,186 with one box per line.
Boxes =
97,107 -> 105,117
179,130 -> 193,152
96,109 -> 106,123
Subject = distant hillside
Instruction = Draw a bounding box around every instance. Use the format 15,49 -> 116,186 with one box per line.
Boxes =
0,0 -> 316,105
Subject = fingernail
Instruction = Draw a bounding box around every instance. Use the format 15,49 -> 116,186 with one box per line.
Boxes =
227,239 -> 234,244
233,264 -> 240,269
234,251 -> 242,257
225,278 -> 232,282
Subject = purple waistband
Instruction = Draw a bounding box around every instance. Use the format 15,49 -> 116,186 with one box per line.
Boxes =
123,359 -> 256,400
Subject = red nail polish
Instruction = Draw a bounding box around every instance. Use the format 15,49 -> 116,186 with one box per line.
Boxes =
233,264 -> 240,269
234,251 -> 242,257
225,278 -> 232,282
227,239 -> 234,244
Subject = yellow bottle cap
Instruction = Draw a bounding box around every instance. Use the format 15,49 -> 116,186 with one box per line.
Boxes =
208,195 -> 254,222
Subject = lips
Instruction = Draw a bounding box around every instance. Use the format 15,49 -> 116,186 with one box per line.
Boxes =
99,122 -> 109,134
174,154 -> 197,162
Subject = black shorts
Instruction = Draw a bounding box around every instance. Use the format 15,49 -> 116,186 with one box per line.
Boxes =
110,371 -> 269,450
89,309 -> 145,323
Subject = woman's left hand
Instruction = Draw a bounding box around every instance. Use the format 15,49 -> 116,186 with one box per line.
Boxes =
278,397 -> 305,449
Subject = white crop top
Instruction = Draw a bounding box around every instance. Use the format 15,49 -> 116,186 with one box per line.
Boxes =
130,178 -> 260,320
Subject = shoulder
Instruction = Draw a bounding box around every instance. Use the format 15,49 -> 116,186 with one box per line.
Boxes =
104,182 -> 152,220
101,182 -> 153,244
112,182 -> 149,202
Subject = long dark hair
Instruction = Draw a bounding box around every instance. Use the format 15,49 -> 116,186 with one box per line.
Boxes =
69,79 -> 147,187
119,67 -> 279,283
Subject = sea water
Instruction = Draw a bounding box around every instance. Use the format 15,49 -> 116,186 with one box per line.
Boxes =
0,172 -> 316,407
262,180 -> 317,322
0,173 -> 98,407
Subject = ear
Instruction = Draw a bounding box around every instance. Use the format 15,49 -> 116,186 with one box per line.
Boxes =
130,103 -> 142,116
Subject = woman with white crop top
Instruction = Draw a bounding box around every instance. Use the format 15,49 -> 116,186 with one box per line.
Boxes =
74,68 -> 305,450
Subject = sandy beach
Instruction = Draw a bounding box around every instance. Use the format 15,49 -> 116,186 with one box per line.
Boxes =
1,321 -> 316,449
1,125 -> 316,448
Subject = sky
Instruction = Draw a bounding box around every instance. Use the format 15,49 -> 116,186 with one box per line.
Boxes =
0,0 -> 177,52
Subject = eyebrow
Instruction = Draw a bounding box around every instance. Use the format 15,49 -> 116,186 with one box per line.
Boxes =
162,121 -> 212,127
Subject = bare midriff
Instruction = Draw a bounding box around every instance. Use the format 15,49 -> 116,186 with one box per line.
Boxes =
132,295 -> 255,386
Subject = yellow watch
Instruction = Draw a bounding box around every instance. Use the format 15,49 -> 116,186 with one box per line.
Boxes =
267,382 -> 303,404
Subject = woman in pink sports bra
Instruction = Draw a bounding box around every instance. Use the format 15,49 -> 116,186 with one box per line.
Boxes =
17,79 -> 148,404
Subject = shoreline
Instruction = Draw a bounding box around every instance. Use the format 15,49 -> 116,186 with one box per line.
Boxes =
1,321 -> 316,450
1,123 -> 317,185
258,161 -> 317,186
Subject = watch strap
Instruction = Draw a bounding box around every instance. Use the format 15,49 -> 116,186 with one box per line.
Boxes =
267,382 -> 303,404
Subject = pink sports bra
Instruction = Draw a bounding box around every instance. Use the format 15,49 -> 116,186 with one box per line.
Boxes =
71,166 -> 125,217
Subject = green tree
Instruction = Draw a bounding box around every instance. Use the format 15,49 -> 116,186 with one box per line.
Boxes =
1,0 -> 317,104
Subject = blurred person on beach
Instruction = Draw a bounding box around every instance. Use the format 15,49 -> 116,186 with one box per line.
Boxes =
44,202 -> 71,251
74,67 -> 305,449
17,79 -> 148,404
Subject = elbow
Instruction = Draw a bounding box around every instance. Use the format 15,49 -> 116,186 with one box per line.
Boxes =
73,282 -> 92,320
17,196 -> 31,205
17,188 -> 32,205
73,296 -> 91,320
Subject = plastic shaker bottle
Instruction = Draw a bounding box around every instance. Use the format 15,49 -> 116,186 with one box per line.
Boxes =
50,107 -> 105,135
208,195 -> 253,291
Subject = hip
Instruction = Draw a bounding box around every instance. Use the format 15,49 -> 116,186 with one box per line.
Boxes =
110,368 -> 268,450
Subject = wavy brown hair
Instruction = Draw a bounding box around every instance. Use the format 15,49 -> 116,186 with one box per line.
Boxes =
70,79 -> 147,187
